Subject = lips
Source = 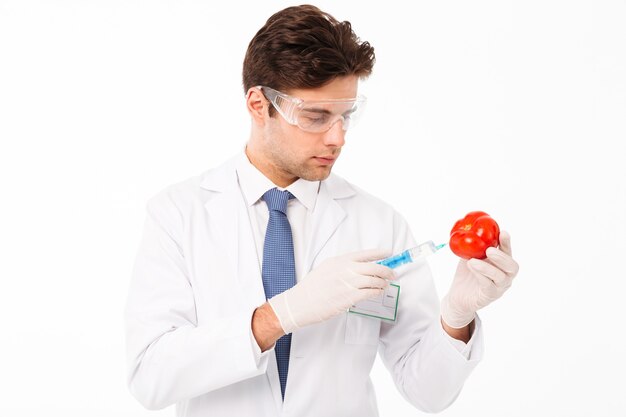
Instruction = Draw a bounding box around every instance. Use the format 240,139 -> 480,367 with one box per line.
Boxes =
313,156 -> 336,165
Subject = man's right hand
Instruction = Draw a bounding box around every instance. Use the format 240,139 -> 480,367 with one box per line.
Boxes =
268,249 -> 396,335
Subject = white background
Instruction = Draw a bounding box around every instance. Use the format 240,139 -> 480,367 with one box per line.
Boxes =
1,0 -> 625,415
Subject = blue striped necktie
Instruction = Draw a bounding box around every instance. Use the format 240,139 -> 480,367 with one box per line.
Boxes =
261,188 -> 296,400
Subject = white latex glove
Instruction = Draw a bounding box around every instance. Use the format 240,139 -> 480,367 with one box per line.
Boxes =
441,231 -> 519,329
268,249 -> 395,334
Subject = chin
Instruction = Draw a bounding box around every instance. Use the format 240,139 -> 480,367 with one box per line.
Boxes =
300,169 -> 332,182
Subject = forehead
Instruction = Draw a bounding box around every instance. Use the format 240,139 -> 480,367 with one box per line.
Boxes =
286,75 -> 359,101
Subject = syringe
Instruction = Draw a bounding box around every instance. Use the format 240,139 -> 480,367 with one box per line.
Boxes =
376,241 -> 446,269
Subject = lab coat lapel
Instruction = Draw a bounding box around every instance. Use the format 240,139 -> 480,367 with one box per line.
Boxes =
303,177 -> 351,282
203,189 -> 240,284
201,157 -> 283,411
288,176 -> 354,393
200,159 -> 266,307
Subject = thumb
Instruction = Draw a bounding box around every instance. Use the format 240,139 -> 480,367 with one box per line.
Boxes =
498,231 -> 513,257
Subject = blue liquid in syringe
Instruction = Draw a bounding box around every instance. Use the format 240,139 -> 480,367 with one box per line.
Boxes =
377,250 -> 413,269
376,242 -> 446,269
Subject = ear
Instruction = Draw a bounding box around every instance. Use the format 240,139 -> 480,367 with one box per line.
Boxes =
246,87 -> 267,126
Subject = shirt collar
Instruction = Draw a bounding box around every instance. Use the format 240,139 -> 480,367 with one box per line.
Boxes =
235,149 -> 320,211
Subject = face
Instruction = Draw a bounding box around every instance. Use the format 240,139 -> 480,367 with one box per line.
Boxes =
247,75 -> 359,187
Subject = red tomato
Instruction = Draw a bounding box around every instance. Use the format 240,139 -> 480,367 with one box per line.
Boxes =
449,211 -> 500,259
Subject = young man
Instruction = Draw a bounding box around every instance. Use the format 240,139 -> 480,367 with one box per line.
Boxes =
125,5 -> 519,416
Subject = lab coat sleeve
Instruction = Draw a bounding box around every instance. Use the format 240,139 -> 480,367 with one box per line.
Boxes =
124,195 -> 270,410
377,211 -> 484,413
445,321 -> 480,359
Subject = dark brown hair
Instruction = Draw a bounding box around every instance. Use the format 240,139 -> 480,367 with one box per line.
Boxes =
242,4 -> 375,95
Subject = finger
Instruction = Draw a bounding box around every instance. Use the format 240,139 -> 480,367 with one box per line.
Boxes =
352,261 -> 396,281
345,286 -> 386,306
498,231 -> 513,257
467,258 -> 509,288
473,273 -> 500,300
347,248 -> 393,263
351,275 -> 390,289
485,247 -> 519,276
359,287 -> 386,301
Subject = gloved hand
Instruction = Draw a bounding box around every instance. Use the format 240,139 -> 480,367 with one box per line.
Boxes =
441,231 -> 519,329
268,249 -> 395,334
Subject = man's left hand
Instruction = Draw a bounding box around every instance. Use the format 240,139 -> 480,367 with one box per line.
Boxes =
440,231 -> 520,329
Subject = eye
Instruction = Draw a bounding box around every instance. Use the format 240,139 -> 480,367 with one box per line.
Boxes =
305,116 -> 327,123
342,108 -> 357,119
300,112 -> 330,124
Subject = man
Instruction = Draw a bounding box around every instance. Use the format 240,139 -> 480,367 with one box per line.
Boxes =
124,5 -> 519,416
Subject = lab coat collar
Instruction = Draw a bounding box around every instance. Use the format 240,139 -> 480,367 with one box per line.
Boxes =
199,150 -> 356,202
198,153 -> 240,193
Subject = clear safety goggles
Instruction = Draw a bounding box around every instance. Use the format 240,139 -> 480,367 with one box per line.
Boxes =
257,85 -> 367,133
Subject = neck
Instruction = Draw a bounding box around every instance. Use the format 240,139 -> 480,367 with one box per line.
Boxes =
245,143 -> 297,188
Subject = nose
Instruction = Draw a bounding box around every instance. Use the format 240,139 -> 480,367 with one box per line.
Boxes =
322,118 -> 346,147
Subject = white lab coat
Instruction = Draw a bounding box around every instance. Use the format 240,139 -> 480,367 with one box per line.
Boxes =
124,153 -> 483,417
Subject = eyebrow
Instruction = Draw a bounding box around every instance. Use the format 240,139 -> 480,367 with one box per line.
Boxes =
302,107 -> 357,115
301,107 -> 332,115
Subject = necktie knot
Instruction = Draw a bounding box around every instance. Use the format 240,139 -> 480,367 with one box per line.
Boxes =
262,188 -> 295,214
